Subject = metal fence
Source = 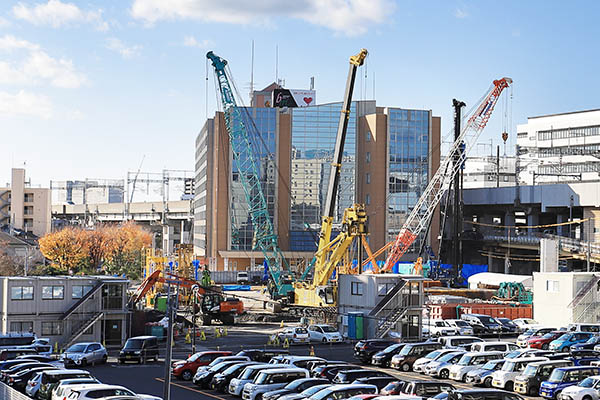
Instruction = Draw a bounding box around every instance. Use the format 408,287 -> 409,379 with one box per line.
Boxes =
0,382 -> 31,400
209,270 -> 263,284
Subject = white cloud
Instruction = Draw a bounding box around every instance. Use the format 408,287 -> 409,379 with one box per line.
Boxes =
105,37 -> 142,59
0,90 -> 53,119
454,8 -> 468,18
130,0 -> 393,36
0,16 -> 11,28
0,34 -> 87,88
13,0 -> 108,31
183,36 -> 213,48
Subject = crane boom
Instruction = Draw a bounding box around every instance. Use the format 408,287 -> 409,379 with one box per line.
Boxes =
207,51 -> 293,300
380,77 -> 513,272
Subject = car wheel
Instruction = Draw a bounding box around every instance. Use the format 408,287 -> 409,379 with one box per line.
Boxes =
140,356 -> 146,365
439,369 -> 449,379
554,390 -> 562,400
542,343 -> 549,350
561,346 -> 570,352
505,382 -> 514,392
322,338 -> 327,343
81,358 -> 87,367
401,363 -> 411,372
484,377 -> 492,388
101,355 -> 108,364
529,386 -> 538,396
182,370 -> 193,381
583,396 -> 592,400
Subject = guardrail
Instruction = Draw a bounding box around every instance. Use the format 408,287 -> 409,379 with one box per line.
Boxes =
483,233 -> 600,257
0,381 -> 31,400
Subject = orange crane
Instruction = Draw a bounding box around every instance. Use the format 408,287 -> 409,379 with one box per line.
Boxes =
130,270 -> 243,325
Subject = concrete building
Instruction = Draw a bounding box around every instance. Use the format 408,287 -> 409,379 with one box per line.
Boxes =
0,168 -> 51,237
51,179 -> 124,205
462,155 -> 517,189
338,274 -> 425,339
533,272 -> 600,327
194,93 -> 441,271
517,109 -> 600,185
0,275 -> 129,348
52,200 -> 193,255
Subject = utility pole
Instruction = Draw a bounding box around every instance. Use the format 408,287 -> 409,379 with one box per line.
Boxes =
452,99 -> 466,282
162,261 -> 174,400
496,145 -> 500,188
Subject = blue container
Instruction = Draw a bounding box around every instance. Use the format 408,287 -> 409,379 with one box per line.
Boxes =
348,312 -> 364,339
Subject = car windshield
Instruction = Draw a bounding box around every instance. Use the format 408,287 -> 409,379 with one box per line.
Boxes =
454,321 -> 470,327
209,362 -> 231,372
301,385 -> 329,396
254,372 -> 269,384
548,369 -> 566,382
587,337 -> 599,344
399,346 -> 413,356
321,326 -> 337,333
482,361 -> 502,370
382,344 -> 403,354
438,353 -> 458,363
542,332 -> 558,339
187,353 -> 202,362
426,351 -> 442,359
523,365 -> 538,377
223,364 -> 245,375
457,355 -> 473,366
501,361 -> 518,372
523,319 -> 537,325
311,389 -> 334,400
242,368 -> 262,380
66,344 -> 87,353
479,316 -> 495,324
123,339 -> 143,350
557,334 -> 572,341
579,377 -> 597,388
524,329 -> 536,335
295,328 -> 308,334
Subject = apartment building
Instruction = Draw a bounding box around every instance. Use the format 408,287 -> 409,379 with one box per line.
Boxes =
0,276 -> 129,348
0,168 -> 51,237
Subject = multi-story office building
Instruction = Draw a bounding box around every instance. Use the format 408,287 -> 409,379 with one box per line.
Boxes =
0,168 -> 51,237
517,109 -> 600,185
194,92 -> 440,271
0,275 -> 129,348
462,155 -> 517,189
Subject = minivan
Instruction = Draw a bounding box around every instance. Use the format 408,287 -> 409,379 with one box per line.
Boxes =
333,369 -> 391,384
439,336 -> 484,349
461,314 -> 502,335
413,349 -> 460,373
0,348 -> 37,361
401,381 -> 456,397
241,368 -> 309,400
35,369 -> 93,400
539,366 -> 600,399
172,351 -> 233,380
390,341 -> 443,371
118,336 -> 159,364
310,384 -> 378,400
229,364 -> 287,396
491,357 -> 548,391
236,349 -> 289,363
513,360 -> 574,396
567,323 -> 600,333
471,342 -> 519,353
449,352 -> 504,382
446,389 -> 525,400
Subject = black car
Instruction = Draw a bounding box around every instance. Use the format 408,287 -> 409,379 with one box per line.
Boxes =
354,339 -> 396,363
332,369 -> 392,384
118,336 -> 159,364
262,378 -> 329,400
7,365 -> 56,391
313,364 -> 354,381
210,362 -> 259,392
236,349 -> 289,363
193,360 -> 243,388
446,389 -> 524,400
1,362 -> 50,382
496,318 -> 519,334
572,336 -> 600,351
371,343 -> 406,367
353,376 -> 398,390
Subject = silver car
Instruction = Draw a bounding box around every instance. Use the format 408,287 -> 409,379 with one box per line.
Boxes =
61,342 -> 108,367
26,371 -> 44,398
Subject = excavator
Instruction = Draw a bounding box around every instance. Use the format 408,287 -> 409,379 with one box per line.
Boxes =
130,269 -> 244,325
293,49 -> 371,309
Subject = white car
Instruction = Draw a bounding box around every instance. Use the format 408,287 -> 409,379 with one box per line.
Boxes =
61,384 -> 161,400
427,320 -> 460,337
558,375 -> 600,400
277,327 -> 310,345
307,325 -> 343,343
52,378 -> 100,400
491,357 -> 548,391
412,349 -> 459,373
513,318 -> 540,333
445,319 -> 475,336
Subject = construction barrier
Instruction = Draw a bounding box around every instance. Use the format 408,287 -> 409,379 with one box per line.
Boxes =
1,381 -> 31,400
428,303 -> 533,320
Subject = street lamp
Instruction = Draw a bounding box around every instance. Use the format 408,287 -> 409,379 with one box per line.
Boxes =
569,195 -> 574,239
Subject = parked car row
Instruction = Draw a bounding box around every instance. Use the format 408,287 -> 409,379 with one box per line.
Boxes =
0,337 -> 162,399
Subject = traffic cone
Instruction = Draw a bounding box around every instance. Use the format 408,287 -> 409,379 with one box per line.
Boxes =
280,320 -> 284,328
200,331 -> 206,341
223,327 -> 228,336
275,336 -> 280,346
309,345 -> 315,356
185,329 -> 191,344
215,327 -> 221,338
54,342 -> 58,354
283,338 -> 290,349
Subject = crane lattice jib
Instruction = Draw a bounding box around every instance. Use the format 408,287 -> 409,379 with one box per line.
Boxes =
382,77 -> 512,272
207,51 -> 292,297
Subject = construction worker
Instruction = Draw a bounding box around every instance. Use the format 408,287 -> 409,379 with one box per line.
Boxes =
201,267 -> 211,287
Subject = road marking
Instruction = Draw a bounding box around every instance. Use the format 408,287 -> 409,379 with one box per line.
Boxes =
155,377 -> 226,400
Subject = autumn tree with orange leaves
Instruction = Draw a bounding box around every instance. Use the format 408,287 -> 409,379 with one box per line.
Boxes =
39,222 -> 151,278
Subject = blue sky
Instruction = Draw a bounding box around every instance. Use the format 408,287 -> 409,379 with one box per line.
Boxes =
1,0 -> 599,187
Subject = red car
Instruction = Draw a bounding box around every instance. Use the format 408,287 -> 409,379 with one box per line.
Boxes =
171,351 -> 232,380
380,380 -> 407,395
528,331 -> 564,350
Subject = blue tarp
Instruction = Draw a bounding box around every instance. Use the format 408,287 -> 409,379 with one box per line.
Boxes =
222,285 -> 251,291
461,264 -> 488,281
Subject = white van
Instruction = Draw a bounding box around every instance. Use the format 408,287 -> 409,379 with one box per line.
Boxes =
229,364 -> 286,396
438,336 -> 484,349
310,384 -> 378,400
491,357 -> 548,391
445,319 -> 475,336
242,368 -> 309,400
470,341 -> 520,353
449,351 -> 504,382
567,323 -> 600,333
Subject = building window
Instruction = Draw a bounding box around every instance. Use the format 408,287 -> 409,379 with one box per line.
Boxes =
41,321 -> 63,336
365,194 -> 371,205
11,286 -> 34,300
377,283 -> 396,296
366,131 -> 371,142
10,321 -> 33,333
72,285 -> 94,299
42,286 -> 64,300
351,282 -> 364,296
366,173 -> 371,184
366,152 -> 371,164
546,280 -> 560,292
24,193 -> 34,202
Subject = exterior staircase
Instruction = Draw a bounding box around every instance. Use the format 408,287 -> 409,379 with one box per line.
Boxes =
369,279 -> 415,338
61,281 -> 104,320
61,281 -> 105,349
63,312 -> 104,349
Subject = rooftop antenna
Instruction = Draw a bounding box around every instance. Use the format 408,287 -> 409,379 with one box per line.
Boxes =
275,44 -> 279,86
250,40 -> 254,102
310,76 -> 314,90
